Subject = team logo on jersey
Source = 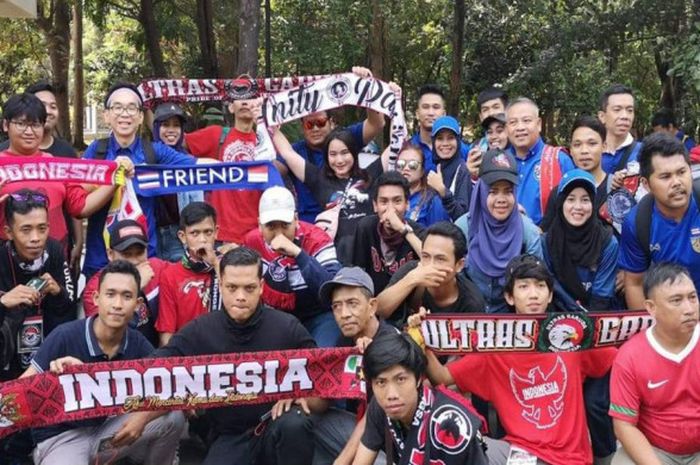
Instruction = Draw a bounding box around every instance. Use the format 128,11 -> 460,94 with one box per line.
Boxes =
429,405 -> 472,454
20,325 -> 41,349
607,189 -> 635,224
326,76 -> 351,105
533,164 -> 541,181
691,235 -> 700,254
222,139 -> 256,162
538,313 -> 593,352
182,280 -> 210,309
510,356 -> 568,429
267,258 -> 289,282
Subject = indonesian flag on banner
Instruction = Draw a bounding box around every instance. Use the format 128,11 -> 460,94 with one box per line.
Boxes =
103,179 -> 148,249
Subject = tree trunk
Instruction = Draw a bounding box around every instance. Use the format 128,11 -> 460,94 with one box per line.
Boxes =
264,0 -> 271,77
448,0 -> 465,116
369,0 -> 388,79
139,0 -> 168,77
237,0 -> 261,76
37,0 -> 72,139
72,0 -> 85,148
196,0 -> 218,76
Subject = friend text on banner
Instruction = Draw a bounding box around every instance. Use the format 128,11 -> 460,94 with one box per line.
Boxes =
0,156 -> 122,186
0,348 -> 365,439
420,312 -> 654,355
132,161 -> 284,197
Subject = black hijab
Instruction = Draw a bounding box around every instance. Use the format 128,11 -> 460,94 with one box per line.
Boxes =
546,175 -> 612,304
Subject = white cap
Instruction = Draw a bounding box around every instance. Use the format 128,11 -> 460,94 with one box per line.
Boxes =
259,186 -> 296,225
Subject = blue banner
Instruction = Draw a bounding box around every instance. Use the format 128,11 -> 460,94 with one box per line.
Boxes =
132,161 -> 283,197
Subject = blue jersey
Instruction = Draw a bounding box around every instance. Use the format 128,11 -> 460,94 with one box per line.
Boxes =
677,130 -> 696,152
619,196 -> 700,292
601,140 -> 642,174
82,135 -> 196,278
509,138 -> 575,225
405,189 -> 450,227
409,132 -> 469,173
285,122 -> 365,224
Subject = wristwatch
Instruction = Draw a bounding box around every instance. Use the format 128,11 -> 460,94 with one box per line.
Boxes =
401,223 -> 414,237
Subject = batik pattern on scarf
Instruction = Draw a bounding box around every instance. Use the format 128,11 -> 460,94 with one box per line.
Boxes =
0,347 -> 365,439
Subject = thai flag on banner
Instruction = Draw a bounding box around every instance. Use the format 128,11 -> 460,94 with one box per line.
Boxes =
247,165 -> 269,183
103,179 -> 148,249
135,170 -> 161,190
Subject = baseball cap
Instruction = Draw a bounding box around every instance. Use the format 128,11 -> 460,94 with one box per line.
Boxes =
557,169 -> 596,196
109,219 -> 148,252
479,149 -> 519,186
259,186 -> 296,225
154,102 -> 186,123
481,113 -> 506,130
319,267 -> 375,306
431,116 -> 461,139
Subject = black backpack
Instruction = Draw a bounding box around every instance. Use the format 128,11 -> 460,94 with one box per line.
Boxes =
634,177 -> 700,263
92,137 -> 157,164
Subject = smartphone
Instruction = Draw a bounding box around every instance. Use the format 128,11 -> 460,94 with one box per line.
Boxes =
27,277 -> 47,293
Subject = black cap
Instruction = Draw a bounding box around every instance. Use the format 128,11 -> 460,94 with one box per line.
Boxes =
481,112 -> 506,130
319,267 -> 375,306
478,149 -> 519,186
109,219 -> 148,252
154,102 -> 186,123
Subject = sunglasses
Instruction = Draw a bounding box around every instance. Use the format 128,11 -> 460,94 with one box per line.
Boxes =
396,159 -> 421,171
10,192 -> 48,205
303,118 -> 329,130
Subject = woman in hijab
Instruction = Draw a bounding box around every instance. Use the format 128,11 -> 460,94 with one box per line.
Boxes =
543,169 -> 619,311
426,116 -> 471,220
455,149 -> 543,313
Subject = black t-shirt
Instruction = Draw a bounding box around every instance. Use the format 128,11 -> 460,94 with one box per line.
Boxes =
304,159 -> 383,264
350,215 -> 422,295
0,136 -> 77,158
385,260 -> 486,327
153,305 -> 315,435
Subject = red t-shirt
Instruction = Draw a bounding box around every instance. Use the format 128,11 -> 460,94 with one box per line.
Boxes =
155,261 -> 215,334
185,125 -> 261,243
448,349 -> 617,465
609,325 -> 700,455
83,257 -> 167,318
0,151 -> 88,253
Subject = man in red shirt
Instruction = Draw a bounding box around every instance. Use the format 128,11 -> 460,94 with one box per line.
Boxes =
609,262 -> 700,465
409,254 -> 617,465
184,86 -> 263,244
155,201 -> 220,345
0,93 -> 125,254
83,219 -> 167,347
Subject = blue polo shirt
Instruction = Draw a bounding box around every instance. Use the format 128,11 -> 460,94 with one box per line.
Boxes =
409,133 -> 469,173
287,122 -> 365,223
30,316 -> 154,444
82,135 -> 196,278
677,130 -> 696,152
509,138 -> 575,225
619,196 -> 700,292
601,139 -> 642,174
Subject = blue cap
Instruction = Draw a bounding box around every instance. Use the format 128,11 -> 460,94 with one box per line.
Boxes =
431,116 -> 461,139
558,169 -> 596,195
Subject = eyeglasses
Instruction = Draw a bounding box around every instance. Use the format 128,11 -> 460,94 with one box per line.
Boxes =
10,120 -> 44,132
396,159 -> 421,171
9,192 -> 48,205
108,104 -> 142,116
303,117 -> 329,130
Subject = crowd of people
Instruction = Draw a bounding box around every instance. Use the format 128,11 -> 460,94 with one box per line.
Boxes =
0,67 -> 699,465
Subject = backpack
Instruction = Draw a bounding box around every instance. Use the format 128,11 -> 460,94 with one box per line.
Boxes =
634,177 -> 700,262
93,137 -> 157,164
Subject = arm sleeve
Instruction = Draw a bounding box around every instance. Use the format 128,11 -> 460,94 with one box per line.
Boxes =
184,126 -> 221,158
30,325 -> 68,373
303,163 -> 324,205
608,350 -> 640,424
82,275 -> 99,317
64,185 -> 89,218
348,121 -> 365,147
522,215 -> 544,258
154,270 -> 178,333
153,142 -> 197,165
41,247 -> 76,319
427,194 -> 451,226
617,211 -> 649,273
557,151 -> 575,173
360,398 -> 388,452
350,219 -> 371,268
441,167 -> 470,220
591,237 -> 619,301
295,249 -> 339,297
